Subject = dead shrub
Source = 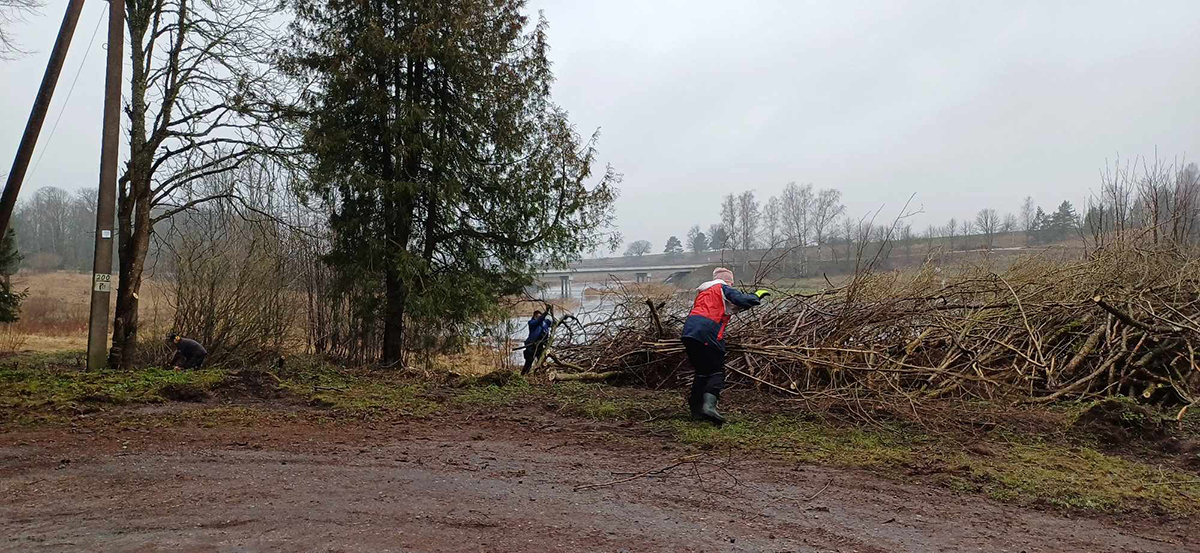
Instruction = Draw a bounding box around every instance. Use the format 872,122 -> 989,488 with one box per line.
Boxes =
0,323 -> 28,353
13,295 -> 87,335
159,201 -> 300,366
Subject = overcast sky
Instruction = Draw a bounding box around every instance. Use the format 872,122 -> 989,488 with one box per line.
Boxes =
3,0 -> 1198,254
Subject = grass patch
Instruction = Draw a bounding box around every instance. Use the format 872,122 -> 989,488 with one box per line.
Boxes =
451,378 -> 678,423
655,407 -> 1200,516
659,415 -> 922,469
0,350 -> 226,418
274,359 -> 439,417
454,375 -> 534,406
548,382 -> 677,421
966,442 -> 1200,513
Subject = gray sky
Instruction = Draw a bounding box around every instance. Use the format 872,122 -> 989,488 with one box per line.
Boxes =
4,0 -> 1199,254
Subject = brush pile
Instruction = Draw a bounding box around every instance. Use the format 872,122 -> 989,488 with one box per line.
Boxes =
555,246 -> 1200,411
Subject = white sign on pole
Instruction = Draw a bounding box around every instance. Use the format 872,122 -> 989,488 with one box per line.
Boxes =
93,273 -> 112,292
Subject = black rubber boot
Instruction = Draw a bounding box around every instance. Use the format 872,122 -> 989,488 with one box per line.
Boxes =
688,385 -> 704,419
699,393 -> 725,425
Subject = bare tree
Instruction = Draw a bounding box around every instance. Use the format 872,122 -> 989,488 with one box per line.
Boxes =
869,223 -> 887,244
1133,158 -> 1200,246
960,219 -> 973,239
921,223 -> 940,250
0,0 -> 41,59
812,188 -> 845,261
720,194 -> 738,250
623,240 -> 652,257
762,195 -> 781,247
1002,212 -> 1017,236
899,223 -> 913,255
975,208 -> 999,250
945,218 -> 958,250
735,190 -> 761,250
109,0 -> 299,368
827,223 -> 844,264
18,187 -> 70,259
685,225 -> 707,253
780,182 -> 812,245
840,217 -> 857,263
1019,196 -> 1036,245
707,223 -> 728,251
780,181 -> 813,275
11,187 -> 100,272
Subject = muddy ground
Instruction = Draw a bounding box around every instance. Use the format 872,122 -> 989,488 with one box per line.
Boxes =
1,402 -> 1196,553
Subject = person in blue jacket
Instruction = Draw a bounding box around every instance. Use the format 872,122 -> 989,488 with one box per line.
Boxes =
522,308 -> 554,375
681,267 -> 768,424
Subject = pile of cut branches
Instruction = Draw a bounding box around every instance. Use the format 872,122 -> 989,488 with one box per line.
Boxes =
555,246 -> 1200,416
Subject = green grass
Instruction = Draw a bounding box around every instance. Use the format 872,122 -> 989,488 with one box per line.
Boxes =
453,376 -> 534,406
659,415 -> 924,469
957,442 -> 1200,513
272,358 -> 439,417
0,351 -> 227,419
653,407 -> 1200,516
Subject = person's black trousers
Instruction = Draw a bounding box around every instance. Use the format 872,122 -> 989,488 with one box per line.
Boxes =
683,338 -> 725,409
521,341 -> 546,375
172,352 -> 207,369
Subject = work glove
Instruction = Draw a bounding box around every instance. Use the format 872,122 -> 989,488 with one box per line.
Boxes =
755,289 -> 771,299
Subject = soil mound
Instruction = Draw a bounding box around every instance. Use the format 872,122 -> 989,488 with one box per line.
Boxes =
1073,399 -> 1167,445
213,370 -> 287,400
157,382 -> 211,403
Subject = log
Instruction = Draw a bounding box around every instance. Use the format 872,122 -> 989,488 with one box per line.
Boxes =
549,370 -> 624,382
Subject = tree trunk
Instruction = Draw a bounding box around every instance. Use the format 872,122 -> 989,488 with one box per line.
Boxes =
382,267 -> 405,366
109,178 -> 152,368
380,10 -> 422,367
109,11 -> 152,369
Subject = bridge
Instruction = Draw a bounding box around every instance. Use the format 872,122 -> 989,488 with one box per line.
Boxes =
533,263 -> 708,297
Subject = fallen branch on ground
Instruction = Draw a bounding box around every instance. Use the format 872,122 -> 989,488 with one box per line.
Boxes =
549,370 -> 623,382
573,454 -> 703,491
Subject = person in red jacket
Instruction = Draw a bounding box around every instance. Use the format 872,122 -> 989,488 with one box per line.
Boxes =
681,267 -> 768,424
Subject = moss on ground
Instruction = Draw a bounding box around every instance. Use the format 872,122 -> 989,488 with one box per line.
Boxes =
0,351 -> 226,421
655,406 -> 1200,516
453,376 -> 533,406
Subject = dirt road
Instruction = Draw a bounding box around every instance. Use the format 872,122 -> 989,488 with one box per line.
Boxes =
1,408 -> 1194,552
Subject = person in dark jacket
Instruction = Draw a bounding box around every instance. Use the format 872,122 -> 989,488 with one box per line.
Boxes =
166,333 -> 208,370
521,308 -> 554,375
681,267 -> 768,424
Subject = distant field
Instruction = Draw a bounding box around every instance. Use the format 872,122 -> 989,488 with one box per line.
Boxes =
4,271 -> 175,353
2,272 -> 516,373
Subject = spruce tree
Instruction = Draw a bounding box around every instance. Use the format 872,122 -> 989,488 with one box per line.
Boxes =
286,0 -> 619,364
664,236 -> 683,255
0,227 -> 24,323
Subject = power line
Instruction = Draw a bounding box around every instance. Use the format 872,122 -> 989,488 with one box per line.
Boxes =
27,11 -> 106,182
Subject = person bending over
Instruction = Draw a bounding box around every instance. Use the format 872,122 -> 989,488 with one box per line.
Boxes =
166,333 -> 208,370
680,267 -> 768,424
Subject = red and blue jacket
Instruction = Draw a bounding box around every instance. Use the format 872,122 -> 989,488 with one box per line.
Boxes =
681,279 -> 761,352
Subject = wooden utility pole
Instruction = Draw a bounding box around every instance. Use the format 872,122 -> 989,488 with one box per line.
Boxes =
86,0 -> 126,370
0,0 -> 87,243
